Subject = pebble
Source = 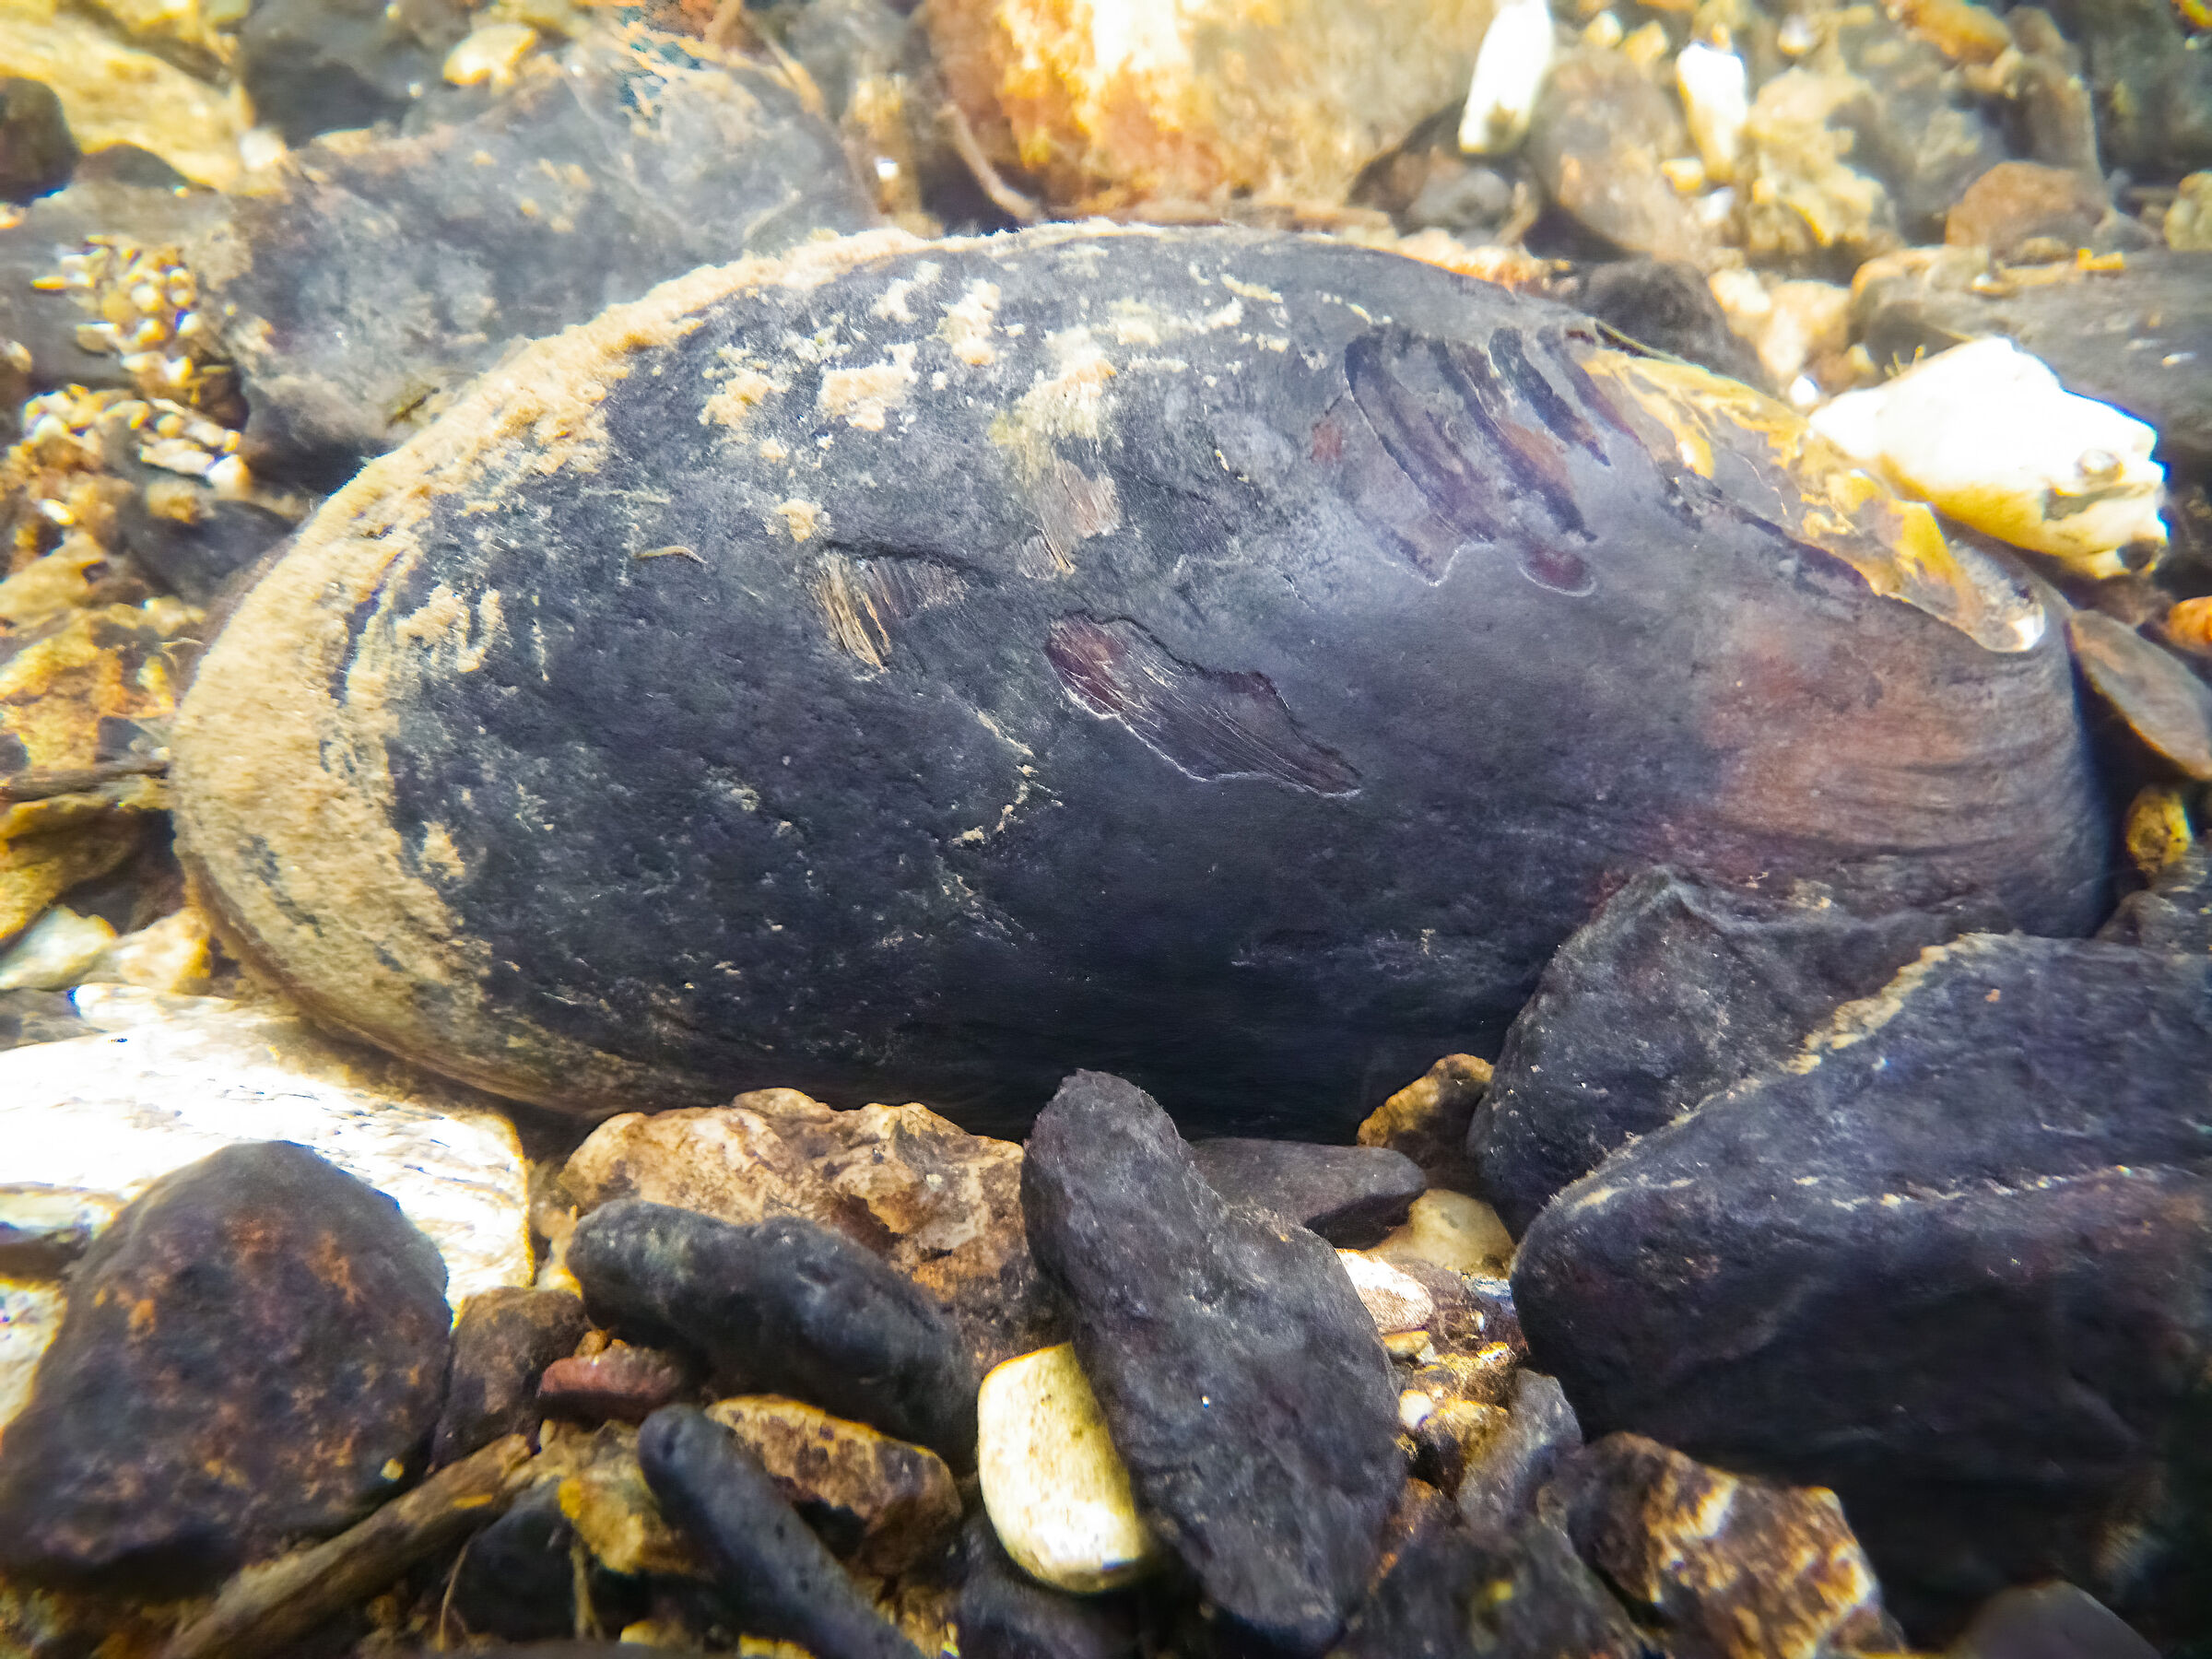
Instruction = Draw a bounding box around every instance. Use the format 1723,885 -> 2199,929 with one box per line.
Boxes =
430,1286 -> 589,1465
1579,259 -> 1771,388
637,1404 -> 924,1659
1952,1582 -> 2160,1659
1675,42 -> 1749,183
1512,933 -> 2212,1633
974,1343 -> 1159,1594
1459,0 -> 1555,156
1944,160 -> 2109,259
1022,1071 -> 1404,1653
952,1512 -> 1140,1659
0,903 -> 112,990
1470,868 -> 2005,1233
1458,1370 -> 1583,1541
2167,172 -> 2212,251
1370,1189 -> 1514,1276
2065,609 -> 2212,782
1188,1137 -> 1426,1246
0,77 -> 76,205
538,1341 -> 691,1425
0,1142 -> 452,1587
170,225 -> 2109,1135
452,1484 -> 594,1642
1355,1053 -> 1493,1194
563,1091 -> 1056,1371
1559,1432 -> 1899,1658
1527,50 -> 1714,263
707,1394 -> 962,1575
565,1200 -> 979,1465
1811,336 -> 2169,576
1335,1250 -> 1436,1337
0,5 -> 243,188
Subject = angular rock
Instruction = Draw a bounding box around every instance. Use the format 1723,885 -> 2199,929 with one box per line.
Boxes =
537,1421 -> 699,1582
1357,1053 -> 1492,1193
974,1342 -> 1159,1594
952,1513 -> 1139,1659
1735,68 -> 1900,271
540,1343 -> 692,1426
1462,1484 -> 1648,1659
924,0 -> 1496,214
205,26 -> 878,486
1559,1433 -> 1898,1659
1469,869 -> 2004,1233
1456,1370 -> 1582,1542
2100,841 -> 2212,951
1338,1252 -> 1437,1339
1330,1479 -> 1486,1659
566,1200 -> 978,1465
171,224 -> 2112,1138
637,1405 -> 924,1659
0,1142 -> 452,1586
1829,10 -> 2009,242
236,0 -> 462,146
1189,1137 -> 1425,1247
1022,1071 -> 1403,1653
707,1394 -> 961,1575
431,1286 -> 588,1465
1511,933 -> 2212,1633
1951,1582 -> 2159,1659
2066,609 -> 2212,780
452,1483 -> 587,1641
563,1091 -> 1056,1371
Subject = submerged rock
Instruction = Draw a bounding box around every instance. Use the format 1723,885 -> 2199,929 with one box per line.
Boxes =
171,224 -> 2112,1135
0,1142 -> 452,1588
1189,1137 -> 1426,1246
1511,933 -> 2212,1634
1022,1070 -> 1402,1653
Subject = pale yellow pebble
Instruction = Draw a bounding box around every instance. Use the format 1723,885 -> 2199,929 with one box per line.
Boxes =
1371,1189 -> 1516,1277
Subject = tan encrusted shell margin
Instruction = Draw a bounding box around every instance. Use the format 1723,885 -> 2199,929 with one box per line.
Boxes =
170,227 -> 989,1113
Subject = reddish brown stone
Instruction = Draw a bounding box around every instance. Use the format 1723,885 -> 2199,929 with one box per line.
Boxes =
0,1141 -> 451,1589
537,1342 -> 691,1425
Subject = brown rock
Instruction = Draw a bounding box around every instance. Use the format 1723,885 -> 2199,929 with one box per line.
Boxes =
563,1091 -> 1059,1371
1560,1433 -> 1899,1659
1945,161 -> 2105,259
1356,1053 -> 1491,1192
1526,52 -> 1717,265
1400,1350 -> 1515,1495
0,1141 -> 451,1589
430,1286 -> 587,1465
923,0 -> 1496,216
538,1341 -> 691,1425
2067,610 -> 2212,782
707,1394 -> 961,1575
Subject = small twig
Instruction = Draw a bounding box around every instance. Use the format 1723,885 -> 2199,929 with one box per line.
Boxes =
0,758 -> 169,802
939,101 -> 1043,226
157,1434 -> 535,1659
434,1535 -> 473,1650
633,545 -> 706,564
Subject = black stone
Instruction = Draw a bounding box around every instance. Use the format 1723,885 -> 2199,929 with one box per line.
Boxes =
1952,1583 -> 2160,1659
171,225 -> 2113,1140
1188,1137 -> 1426,1246
1022,1071 -> 1404,1653
453,1483 -> 582,1641
636,1405 -> 923,1659
1511,933 -> 2212,1637
430,1286 -> 588,1465
107,433 -> 294,606
1460,1487 -> 1649,1659
0,1141 -> 451,1589
206,29 -> 877,488
1575,260 -> 1768,390
236,0 -> 461,146
2100,841 -> 2212,951
1332,1481 -> 1487,1659
1468,870 -> 2005,1234
953,1513 -> 1139,1659
567,1201 -> 976,1466
1455,1371 -> 1582,1543
0,79 -> 77,205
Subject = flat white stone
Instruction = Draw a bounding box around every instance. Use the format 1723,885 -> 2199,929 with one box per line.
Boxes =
977,1342 -> 1159,1594
0,987 -> 533,1441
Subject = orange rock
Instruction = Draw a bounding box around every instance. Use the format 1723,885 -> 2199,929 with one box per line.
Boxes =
1945,160 -> 2105,259
1892,0 -> 2013,64
923,0 -> 1497,214
2168,594 -> 2212,655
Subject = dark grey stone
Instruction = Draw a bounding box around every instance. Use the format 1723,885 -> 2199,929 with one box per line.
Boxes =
1952,1583 -> 2159,1659
236,0 -> 466,146
206,28 -> 878,487
952,1513 -> 1138,1659
2100,841 -> 2212,951
0,79 -> 77,206
567,1201 -> 976,1466
636,1405 -> 923,1659
0,988 -> 86,1053
2040,0 -> 2212,176
1456,1371 -> 1583,1543
1576,259 -> 1769,390
1469,870 -> 2006,1234
0,1142 -> 451,1590
1511,933 -> 2212,1637
452,1483 -> 585,1641
429,1285 -> 588,1466
1188,1136 -> 1426,1246
1021,1071 -> 1404,1654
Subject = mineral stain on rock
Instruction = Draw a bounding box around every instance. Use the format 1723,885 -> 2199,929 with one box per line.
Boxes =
171,223 -> 2111,1135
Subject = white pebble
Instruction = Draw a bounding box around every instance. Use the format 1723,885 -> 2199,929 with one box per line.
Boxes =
977,1343 -> 1160,1594
0,907 -> 116,992
1810,336 -> 2168,578
444,23 -> 540,91
1459,0 -> 1556,156
1676,42 -> 1749,183
1335,1249 -> 1436,1335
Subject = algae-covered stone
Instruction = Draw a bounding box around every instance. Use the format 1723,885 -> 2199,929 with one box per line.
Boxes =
173,223 -> 2110,1136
